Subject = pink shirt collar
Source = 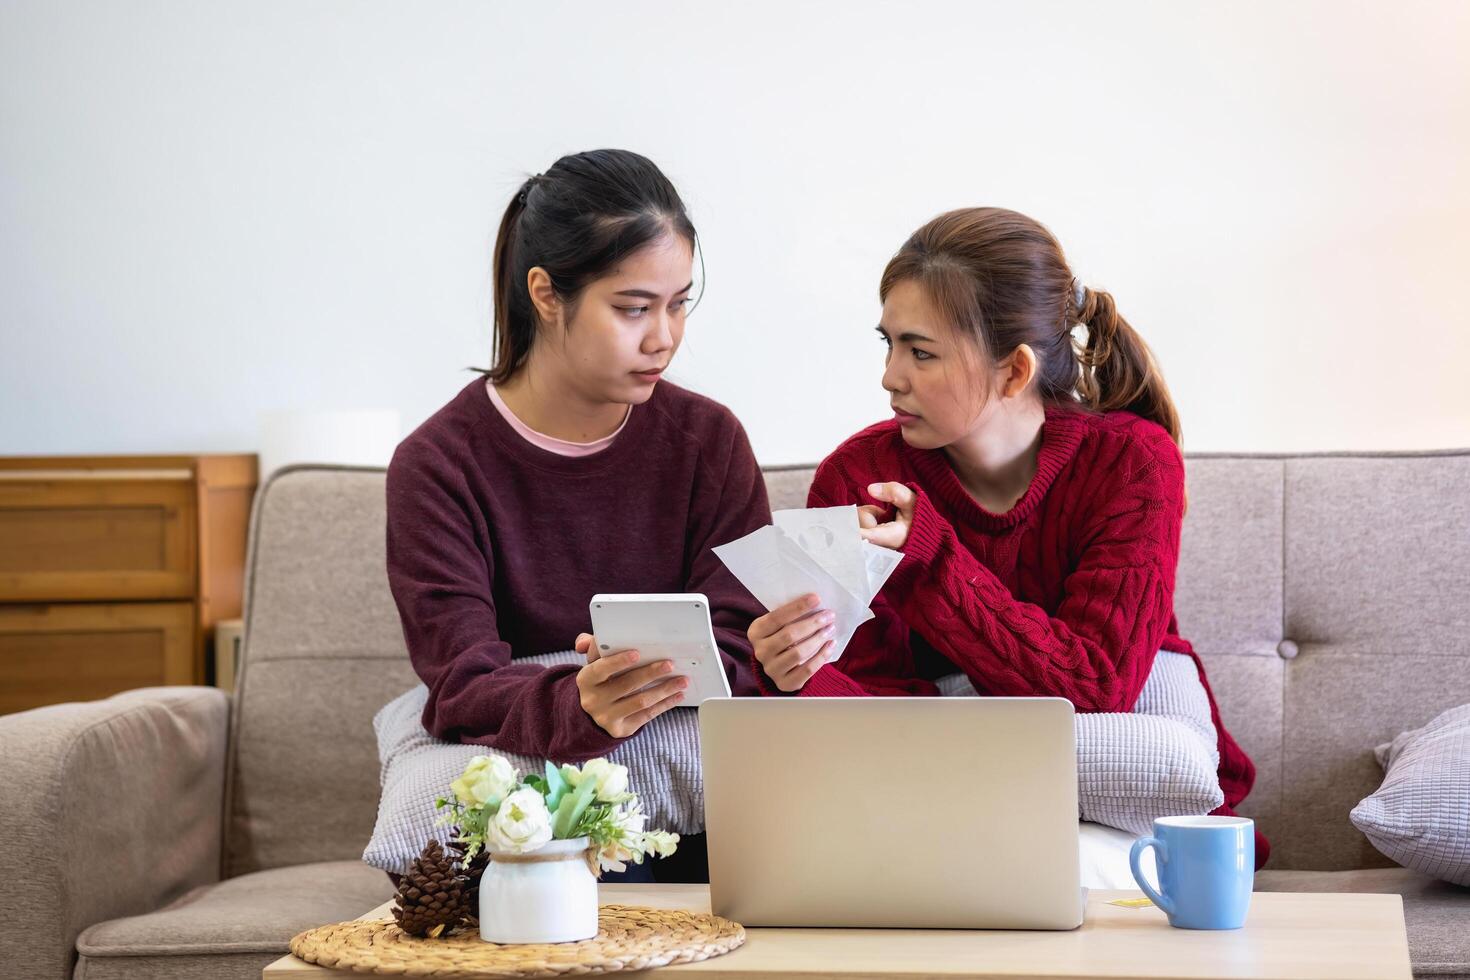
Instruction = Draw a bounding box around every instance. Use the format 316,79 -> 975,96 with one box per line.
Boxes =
485,379 -> 630,457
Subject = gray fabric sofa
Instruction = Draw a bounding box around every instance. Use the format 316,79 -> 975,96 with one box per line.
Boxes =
2,452 -> 1467,980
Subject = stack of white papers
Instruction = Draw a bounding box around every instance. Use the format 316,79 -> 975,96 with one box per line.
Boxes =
713,506 -> 903,662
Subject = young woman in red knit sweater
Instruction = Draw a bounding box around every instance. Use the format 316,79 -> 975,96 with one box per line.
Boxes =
746,207 -> 1267,868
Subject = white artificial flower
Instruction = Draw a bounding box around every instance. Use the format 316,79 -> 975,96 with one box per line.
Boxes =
640,830 -> 680,859
592,803 -> 645,873
611,801 -> 647,835
484,787 -> 553,854
594,802 -> 681,873
564,758 -> 633,803
449,754 -> 520,808
597,839 -> 635,874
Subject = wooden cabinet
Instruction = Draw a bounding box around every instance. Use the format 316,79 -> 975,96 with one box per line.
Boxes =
0,455 -> 257,713
0,602 -> 195,715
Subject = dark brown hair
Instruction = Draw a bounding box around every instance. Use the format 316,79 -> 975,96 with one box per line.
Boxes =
879,207 -> 1182,445
487,149 -> 696,384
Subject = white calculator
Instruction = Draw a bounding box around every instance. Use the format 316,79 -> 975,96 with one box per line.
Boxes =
588,593 -> 733,706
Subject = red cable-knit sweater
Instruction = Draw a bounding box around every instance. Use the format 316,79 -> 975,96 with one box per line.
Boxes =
766,403 -> 1268,868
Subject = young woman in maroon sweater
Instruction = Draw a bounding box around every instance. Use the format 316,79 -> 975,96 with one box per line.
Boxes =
747,208 -> 1268,868
385,152 -> 768,881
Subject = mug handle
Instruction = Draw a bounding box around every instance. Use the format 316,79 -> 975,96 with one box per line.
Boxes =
1129,836 -> 1176,917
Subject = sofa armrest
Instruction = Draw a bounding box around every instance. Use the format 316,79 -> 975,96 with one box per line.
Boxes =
0,686 -> 230,980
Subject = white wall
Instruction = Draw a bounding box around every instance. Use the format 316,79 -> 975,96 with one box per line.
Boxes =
3,1 -> 1467,464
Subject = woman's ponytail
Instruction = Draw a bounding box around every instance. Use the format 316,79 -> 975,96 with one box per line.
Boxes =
1073,283 -> 1182,447
487,177 -> 537,385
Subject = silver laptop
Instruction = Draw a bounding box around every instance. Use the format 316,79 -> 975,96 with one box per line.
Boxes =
700,697 -> 1084,930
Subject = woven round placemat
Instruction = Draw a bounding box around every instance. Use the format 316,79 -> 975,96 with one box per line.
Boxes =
289,905 -> 745,977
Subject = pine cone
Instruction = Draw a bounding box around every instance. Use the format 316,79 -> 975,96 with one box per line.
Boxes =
446,835 -> 488,927
391,839 -> 470,938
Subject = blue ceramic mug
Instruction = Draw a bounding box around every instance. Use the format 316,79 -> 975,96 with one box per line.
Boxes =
1129,815 -> 1254,929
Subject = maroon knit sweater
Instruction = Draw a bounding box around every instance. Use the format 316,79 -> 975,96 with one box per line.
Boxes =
770,404 -> 1268,867
386,377 -> 769,763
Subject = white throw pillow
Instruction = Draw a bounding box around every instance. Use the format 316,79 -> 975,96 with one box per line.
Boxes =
1351,703 -> 1470,886
1079,821 -> 1156,890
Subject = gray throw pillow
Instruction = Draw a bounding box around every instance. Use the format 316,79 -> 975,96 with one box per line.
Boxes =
1350,703 -> 1470,886
363,651 -> 704,876
938,650 -> 1224,835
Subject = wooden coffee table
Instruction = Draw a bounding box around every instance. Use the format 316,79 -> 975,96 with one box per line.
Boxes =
264,883 -> 1412,979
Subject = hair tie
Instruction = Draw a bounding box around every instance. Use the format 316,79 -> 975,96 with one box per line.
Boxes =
1072,277 -> 1087,313
518,173 -> 543,206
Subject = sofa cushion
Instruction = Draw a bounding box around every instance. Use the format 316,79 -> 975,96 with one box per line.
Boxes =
73,860 -> 394,980
939,650 -> 1224,835
228,467 -> 424,878
1351,704 -> 1470,887
1255,867 -> 1470,979
1277,453 -> 1470,872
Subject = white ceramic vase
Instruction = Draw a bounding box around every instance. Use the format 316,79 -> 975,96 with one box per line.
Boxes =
479,837 -> 599,944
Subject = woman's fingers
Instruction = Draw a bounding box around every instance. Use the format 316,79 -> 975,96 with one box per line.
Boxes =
775,640 -> 833,691
867,481 -> 915,512
860,522 -> 907,549
603,676 -> 688,738
750,593 -> 821,640
617,688 -> 687,734
612,673 -> 688,713
601,658 -> 681,700
769,608 -> 833,652
859,483 -> 915,550
575,632 -> 599,662
766,622 -> 835,676
582,648 -> 641,684
577,654 -> 689,738
848,482 -> 916,551
754,612 -> 831,671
